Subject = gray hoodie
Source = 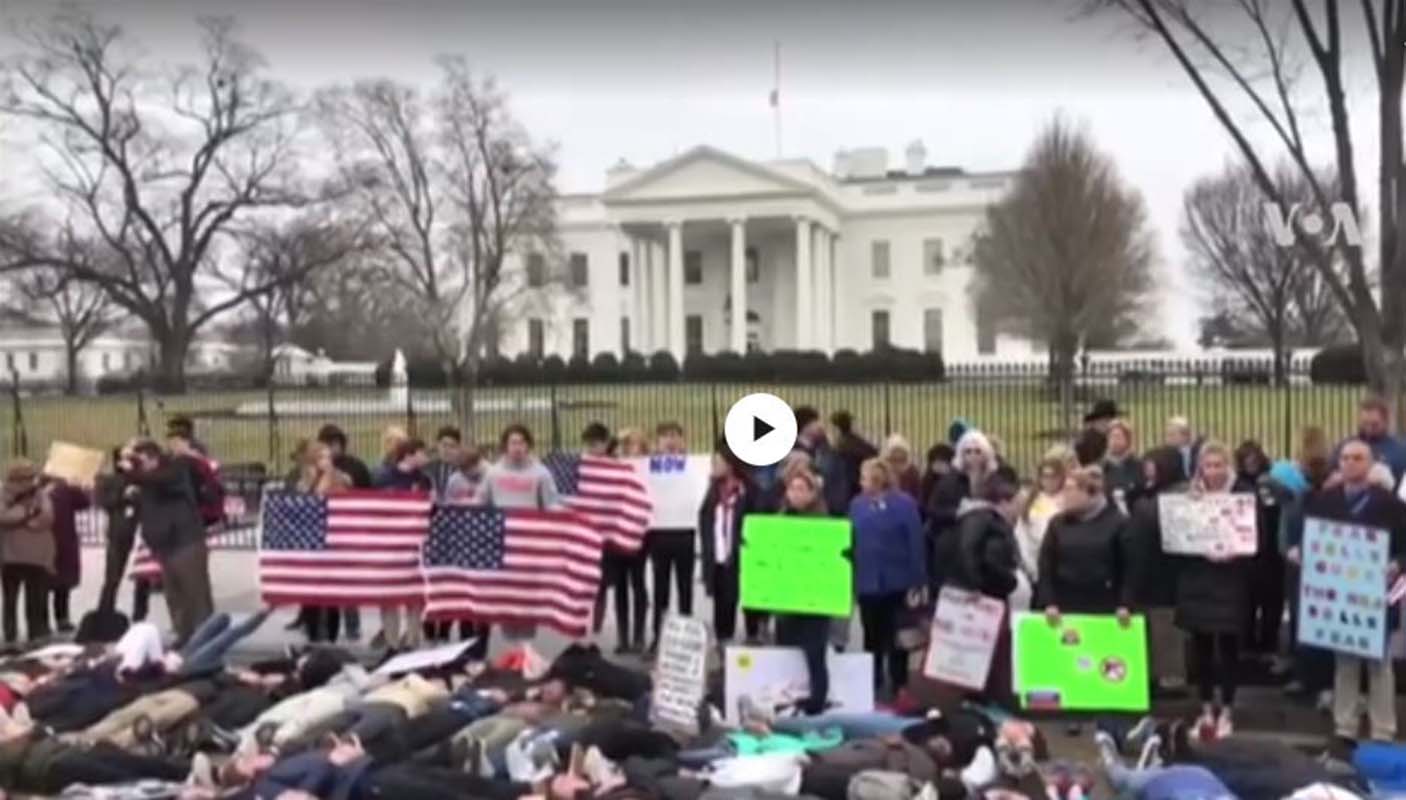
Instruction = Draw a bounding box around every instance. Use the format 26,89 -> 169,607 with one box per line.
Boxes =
474,458 -> 560,510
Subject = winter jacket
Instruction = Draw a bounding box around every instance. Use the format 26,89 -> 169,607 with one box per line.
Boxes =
47,482 -> 89,589
1172,487 -> 1253,635
127,456 -> 203,557
371,464 -> 433,493
943,503 -> 1019,600
0,486 -> 55,571
849,490 -> 927,597
333,453 -> 373,489
1035,501 -> 1129,612
1124,487 -> 1185,609
834,433 -> 878,503
806,737 -> 939,784
698,477 -> 761,580
792,438 -> 852,515
251,751 -> 372,800
1102,454 -> 1144,510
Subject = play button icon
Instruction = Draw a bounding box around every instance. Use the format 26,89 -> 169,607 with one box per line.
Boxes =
724,393 -> 798,467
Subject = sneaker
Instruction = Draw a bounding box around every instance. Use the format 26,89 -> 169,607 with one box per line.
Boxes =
187,752 -> 215,789
1194,711 -> 1217,743
1124,716 -> 1157,755
1093,718 -> 1127,753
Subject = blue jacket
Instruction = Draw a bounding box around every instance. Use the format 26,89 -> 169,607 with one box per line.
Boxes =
849,490 -> 927,597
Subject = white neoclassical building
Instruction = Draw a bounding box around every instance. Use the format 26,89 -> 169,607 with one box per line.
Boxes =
499,142 -> 1036,363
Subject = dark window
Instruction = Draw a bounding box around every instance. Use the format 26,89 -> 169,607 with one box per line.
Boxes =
871,240 -> 891,279
572,318 -> 589,358
684,251 -> 703,285
923,238 -> 945,276
526,253 -> 546,288
569,253 -> 589,288
977,304 -> 997,355
618,252 -> 629,286
528,319 -> 545,358
745,247 -> 760,283
923,308 -> 943,354
685,315 -> 704,355
621,317 -> 630,353
871,310 -> 891,349
27,352 -> 37,371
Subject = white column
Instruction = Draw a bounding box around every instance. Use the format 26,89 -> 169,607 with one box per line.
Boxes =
630,237 -> 647,354
828,233 -> 841,349
667,220 -> 686,362
812,227 -> 828,353
651,238 -> 668,353
729,217 -> 748,354
794,216 -> 813,349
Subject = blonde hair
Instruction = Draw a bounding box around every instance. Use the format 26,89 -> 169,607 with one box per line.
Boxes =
882,434 -> 913,465
860,457 -> 894,491
1043,444 -> 1078,472
1108,419 -> 1134,447
381,426 -> 408,460
616,428 -> 651,457
1194,440 -> 1231,487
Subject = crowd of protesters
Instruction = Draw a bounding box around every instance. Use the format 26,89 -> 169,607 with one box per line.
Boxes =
2,396 -> 1406,798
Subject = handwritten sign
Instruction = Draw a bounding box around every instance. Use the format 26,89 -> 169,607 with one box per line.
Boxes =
922,587 -> 1005,690
740,514 -> 852,617
724,645 -> 873,723
650,614 -> 709,734
42,442 -> 105,487
1012,612 -> 1149,712
627,455 -> 711,530
1297,516 -> 1389,659
1157,493 -> 1258,557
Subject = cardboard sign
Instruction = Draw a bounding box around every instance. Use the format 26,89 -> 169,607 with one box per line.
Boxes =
42,442 -> 105,487
1157,493 -> 1258,557
740,514 -> 852,617
922,587 -> 1005,690
650,614 -> 709,734
1297,516 -> 1389,659
627,455 -> 711,530
724,645 -> 873,723
1011,612 -> 1149,712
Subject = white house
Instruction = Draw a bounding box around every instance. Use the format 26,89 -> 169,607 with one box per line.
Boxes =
0,325 -> 251,389
497,143 -> 1038,363
271,343 -> 377,386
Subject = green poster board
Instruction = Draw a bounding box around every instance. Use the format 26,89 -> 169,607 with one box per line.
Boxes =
1011,612 -> 1149,712
740,514 -> 852,617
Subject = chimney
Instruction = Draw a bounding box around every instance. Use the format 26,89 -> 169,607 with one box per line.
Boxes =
832,149 -> 850,178
905,140 -> 927,177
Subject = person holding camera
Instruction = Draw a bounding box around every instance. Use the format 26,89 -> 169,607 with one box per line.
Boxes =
96,443 -> 145,620
121,438 -> 213,646
0,460 -> 56,646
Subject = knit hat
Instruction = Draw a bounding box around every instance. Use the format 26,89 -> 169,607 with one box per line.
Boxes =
947,418 -> 970,446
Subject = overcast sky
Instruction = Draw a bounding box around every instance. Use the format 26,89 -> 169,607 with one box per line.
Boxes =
0,0 -> 1383,347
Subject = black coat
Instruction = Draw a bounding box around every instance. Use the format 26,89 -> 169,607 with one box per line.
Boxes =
697,478 -> 761,592
128,456 -> 203,557
1035,502 -> 1130,613
1125,492 -> 1180,609
1172,489 -> 1253,635
334,454 -> 373,489
1101,455 -> 1143,509
943,506 -> 1019,601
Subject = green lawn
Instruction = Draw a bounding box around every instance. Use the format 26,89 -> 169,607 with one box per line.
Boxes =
0,380 -> 1367,474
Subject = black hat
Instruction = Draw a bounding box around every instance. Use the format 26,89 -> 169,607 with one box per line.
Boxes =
1083,399 -> 1121,424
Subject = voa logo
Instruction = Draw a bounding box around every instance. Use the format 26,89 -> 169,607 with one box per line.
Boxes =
1264,202 -> 1363,247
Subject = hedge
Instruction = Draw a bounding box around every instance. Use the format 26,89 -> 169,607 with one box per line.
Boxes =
1310,344 -> 1367,385
368,348 -> 946,388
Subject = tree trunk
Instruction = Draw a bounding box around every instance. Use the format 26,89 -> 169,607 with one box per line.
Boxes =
64,343 -> 79,396
156,330 -> 191,394
1051,332 -> 1079,438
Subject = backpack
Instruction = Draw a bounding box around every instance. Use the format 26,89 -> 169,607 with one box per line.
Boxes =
187,456 -> 225,527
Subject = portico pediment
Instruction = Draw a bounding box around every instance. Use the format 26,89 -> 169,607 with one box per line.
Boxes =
604,145 -> 814,204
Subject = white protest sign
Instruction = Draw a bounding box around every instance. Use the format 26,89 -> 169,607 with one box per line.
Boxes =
628,455 -> 712,530
649,614 -> 710,734
374,640 -> 477,676
724,645 -> 874,723
1157,493 -> 1258,557
922,586 -> 1005,690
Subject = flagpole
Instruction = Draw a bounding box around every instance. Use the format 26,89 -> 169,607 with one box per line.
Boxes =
772,40 -> 782,158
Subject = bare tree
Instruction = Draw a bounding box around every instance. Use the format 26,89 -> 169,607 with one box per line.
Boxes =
315,57 -> 561,393
1087,0 -> 1406,416
970,117 -> 1155,385
3,267 -> 116,394
1183,162 -> 1349,383
0,12 -> 346,390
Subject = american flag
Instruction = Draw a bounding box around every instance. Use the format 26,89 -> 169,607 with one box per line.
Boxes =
422,506 -> 603,636
543,453 -> 653,553
258,489 -> 432,606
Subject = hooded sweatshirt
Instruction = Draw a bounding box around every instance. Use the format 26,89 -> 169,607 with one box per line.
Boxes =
474,458 -> 560,509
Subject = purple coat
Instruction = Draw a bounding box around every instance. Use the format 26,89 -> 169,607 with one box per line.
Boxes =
48,483 -> 90,589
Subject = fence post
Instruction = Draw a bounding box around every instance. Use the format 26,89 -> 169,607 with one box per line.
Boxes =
710,383 -> 721,444
265,378 -> 278,468
136,380 -> 150,438
549,381 -> 562,451
1281,370 -> 1293,459
883,382 -> 893,437
405,382 -> 417,438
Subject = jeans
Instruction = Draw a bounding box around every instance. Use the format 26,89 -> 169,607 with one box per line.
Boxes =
1189,632 -> 1239,706
775,614 -> 831,715
771,712 -> 912,740
178,609 -> 270,675
858,592 -> 907,691
2,563 -> 51,643
648,529 -> 696,642
380,605 -> 424,650
1334,653 -> 1397,740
